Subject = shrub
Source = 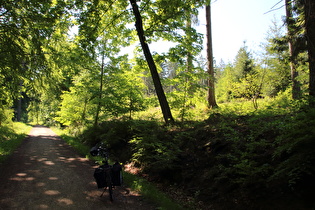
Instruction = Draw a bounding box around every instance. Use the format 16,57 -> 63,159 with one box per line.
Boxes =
271,108 -> 315,194
0,122 -> 32,163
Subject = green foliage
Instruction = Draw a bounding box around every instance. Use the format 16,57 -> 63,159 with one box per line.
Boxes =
57,96 -> 315,208
130,125 -> 182,174
272,108 -> 315,190
2,0 -> 311,127
233,43 -> 255,81
0,107 -> 14,126
161,60 -> 208,121
123,172 -> 183,210
1,1 -> 314,208
52,127 -> 91,157
1,0 -> 73,121
100,62 -> 146,119
56,86 -> 95,127
215,64 -> 232,102
53,125 -> 182,209
80,119 -> 183,178
0,122 -> 32,163
79,120 -> 134,162
216,44 -> 261,103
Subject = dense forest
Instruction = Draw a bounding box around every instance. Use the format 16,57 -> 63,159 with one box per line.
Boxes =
1,0 -> 315,209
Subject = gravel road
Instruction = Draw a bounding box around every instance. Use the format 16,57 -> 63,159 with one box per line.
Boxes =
0,126 -> 155,209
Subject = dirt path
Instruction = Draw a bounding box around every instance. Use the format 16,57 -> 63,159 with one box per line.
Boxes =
0,126 -> 156,209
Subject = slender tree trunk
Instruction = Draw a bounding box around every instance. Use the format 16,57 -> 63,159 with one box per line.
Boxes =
17,97 -> 22,122
305,0 -> 315,105
206,4 -> 218,108
129,0 -> 174,124
16,80 -> 24,122
186,18 -> 194,76
285,0 -> 301,100
94,50 -> 105,126
81,98 -> 88,126
180,16 -> 193,122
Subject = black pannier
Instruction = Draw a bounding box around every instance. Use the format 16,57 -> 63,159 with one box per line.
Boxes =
93,167 -> 106,188
111,162 -> 122,186
93,163 -> 123,188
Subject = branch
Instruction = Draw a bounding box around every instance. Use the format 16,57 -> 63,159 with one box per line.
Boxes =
264,0 -> 285,15
264,5 -> 285,15
271,0 -> 283,9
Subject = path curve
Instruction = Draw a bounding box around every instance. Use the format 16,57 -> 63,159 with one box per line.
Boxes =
0,126 -> 155,209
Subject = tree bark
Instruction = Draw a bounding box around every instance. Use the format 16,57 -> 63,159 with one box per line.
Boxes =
129,0 -> 174,124
206,4 -> 218,108
305,0 -> 315,105
285,0 -> 301,100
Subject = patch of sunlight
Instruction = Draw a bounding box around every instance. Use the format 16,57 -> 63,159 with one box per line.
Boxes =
44,190 -> 60,195
37,158 -> 47,162
16,173 -> 27,176
44,160 -> 55,165
57,198 -> 73,205
9,177 -> 24,181
10,175 -> 35,181
37,204 -> 49,209
36,182 -> 45,187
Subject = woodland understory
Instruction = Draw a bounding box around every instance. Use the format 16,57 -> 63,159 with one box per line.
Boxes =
75,100 -> 315,209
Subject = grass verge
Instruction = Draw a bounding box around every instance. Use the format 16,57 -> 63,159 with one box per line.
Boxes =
0,122 -> 32,163
123,171 -> 183,210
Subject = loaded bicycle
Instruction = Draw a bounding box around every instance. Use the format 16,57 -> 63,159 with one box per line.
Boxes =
90,143 -> 122,201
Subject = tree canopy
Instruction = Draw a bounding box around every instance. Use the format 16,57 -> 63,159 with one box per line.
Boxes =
1,1 -> 315,208
0,0 -> 314,123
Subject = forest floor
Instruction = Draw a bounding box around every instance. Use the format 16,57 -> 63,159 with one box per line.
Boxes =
0,126 -> 156,209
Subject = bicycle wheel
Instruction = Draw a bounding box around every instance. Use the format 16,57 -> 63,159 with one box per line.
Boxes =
104,167 -> 113,201
108,184 -> 113,201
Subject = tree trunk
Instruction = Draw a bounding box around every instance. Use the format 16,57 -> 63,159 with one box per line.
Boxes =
17,80 -> 24,122
129,0 -> 174,124
81,98 -> 88,126
206,4 -> 218,108
186,18 -> 194,76
285,0 -> 301,100
180,15 -> 193,122
305,0 -> 315,105
94,50 -> 105,126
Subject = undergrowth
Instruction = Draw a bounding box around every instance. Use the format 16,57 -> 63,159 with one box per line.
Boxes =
123,171 -> 183,210
57,97 -> 315,209
52,126 -> 184,209
0,122 -> 32,163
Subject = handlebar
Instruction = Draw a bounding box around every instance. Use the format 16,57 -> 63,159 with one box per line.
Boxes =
90,143 -> 109,160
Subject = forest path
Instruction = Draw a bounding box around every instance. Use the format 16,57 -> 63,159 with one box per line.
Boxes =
0,126 -> 155,209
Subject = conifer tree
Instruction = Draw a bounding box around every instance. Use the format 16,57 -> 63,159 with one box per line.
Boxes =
304,0 -> 315,103
285,0 -> 301,99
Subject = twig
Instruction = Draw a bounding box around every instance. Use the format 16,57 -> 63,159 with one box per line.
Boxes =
264,0 -> 286,15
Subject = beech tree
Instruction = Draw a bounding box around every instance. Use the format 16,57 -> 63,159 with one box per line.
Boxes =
129,0 -> 174,124
0,0 -> 72,123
